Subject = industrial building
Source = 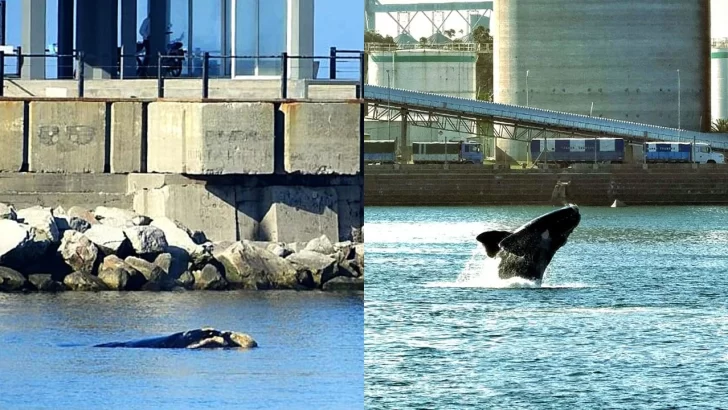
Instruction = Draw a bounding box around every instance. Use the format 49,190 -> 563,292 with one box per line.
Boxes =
13,0 -> 314,80
713,37 -> 728,122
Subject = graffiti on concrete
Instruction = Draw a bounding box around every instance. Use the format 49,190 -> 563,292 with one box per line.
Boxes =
38,125 -> 97,152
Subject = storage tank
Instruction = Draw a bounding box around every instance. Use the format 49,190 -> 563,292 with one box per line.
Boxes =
493,0 -> 711,162
713,38 -> 728,122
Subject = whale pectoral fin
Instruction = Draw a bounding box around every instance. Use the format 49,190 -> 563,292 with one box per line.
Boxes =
476,230 -> 512,258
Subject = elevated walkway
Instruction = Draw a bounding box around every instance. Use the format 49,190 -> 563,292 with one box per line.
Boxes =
363,85 -> 728,148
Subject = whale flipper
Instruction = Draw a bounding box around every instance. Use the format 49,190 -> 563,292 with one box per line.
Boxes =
475,230 -> 512,258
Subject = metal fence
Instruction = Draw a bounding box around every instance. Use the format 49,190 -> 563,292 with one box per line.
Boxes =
0,46 -> 365,99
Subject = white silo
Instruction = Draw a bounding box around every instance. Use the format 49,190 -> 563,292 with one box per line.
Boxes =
713,38 -> 728,122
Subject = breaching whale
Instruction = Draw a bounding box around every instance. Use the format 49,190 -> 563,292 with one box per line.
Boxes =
94,328 -> 258,349
475,204 -> 581,282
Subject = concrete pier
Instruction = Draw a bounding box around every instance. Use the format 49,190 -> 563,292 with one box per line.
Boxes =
0,94 -> 364,243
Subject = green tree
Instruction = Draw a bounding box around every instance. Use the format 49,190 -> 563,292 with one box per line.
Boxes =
364,30 -> 395,44
711,118 -> 728,133
443,29 -> 456,39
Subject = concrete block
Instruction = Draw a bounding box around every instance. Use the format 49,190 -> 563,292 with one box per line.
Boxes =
146,102 -> 275,174
132,182 -> 238,242
282,102 -> 361,175
235,186 -> 262,240
335,185 -> 363,242
110,102 -> 143,173
0,101 -> 25,172
28,101 -> 106,173
259,186 -> 339,243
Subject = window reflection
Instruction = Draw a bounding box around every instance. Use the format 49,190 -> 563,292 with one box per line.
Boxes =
233,0 -> 287,77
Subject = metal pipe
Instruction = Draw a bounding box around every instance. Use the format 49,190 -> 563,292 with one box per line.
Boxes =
329,46 -> 337,79
0,51 -> 4,97
157,52 -> 164,98
201,52 -> 209,98
0,0 -> 6,46
281,52 -> 288,98
77,51 -> 85,97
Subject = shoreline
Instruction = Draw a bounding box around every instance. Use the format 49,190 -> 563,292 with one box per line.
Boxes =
0,203 -> 364,293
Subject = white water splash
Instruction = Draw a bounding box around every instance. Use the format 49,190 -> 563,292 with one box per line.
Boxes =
424,246 -> 590,289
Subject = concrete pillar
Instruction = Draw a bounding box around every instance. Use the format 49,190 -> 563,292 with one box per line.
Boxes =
288,0 -> 314,79
76,0 -> 118,79
147,0 -> 170,76
57,0 -> 74,79
120,0 -> 137,78
365,0 -> 376,32
21,0 -> 46,79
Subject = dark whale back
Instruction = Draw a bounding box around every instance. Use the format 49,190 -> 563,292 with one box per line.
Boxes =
94,328 -> 258,349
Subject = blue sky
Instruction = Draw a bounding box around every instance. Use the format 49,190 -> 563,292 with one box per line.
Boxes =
2,0 -> 363,77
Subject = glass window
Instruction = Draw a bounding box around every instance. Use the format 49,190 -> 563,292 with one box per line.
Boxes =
257,0 -> 287,76
234,0 -> 257,76
169,0 -> 189,76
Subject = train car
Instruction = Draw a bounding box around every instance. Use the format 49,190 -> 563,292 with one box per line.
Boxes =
412,141 -> 484,164
644,142 -> 724,164
364,140 -> 397,163
530,138 -> 625,164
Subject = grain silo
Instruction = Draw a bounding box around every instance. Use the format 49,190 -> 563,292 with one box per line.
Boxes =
713,38 -> 728,122
493,0 -> 711,161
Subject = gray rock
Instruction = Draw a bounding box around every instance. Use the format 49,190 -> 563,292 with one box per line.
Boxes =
191,230 -> 208,245
153,250 -> 189,280
16,206 -> 60,244
322,276 -> 364,291
68,217 -> 92,233
333,241 -> 355,262
63,271 -> 109,291
98,255 -> 146,291
354,244 -> 364,268
58,230 -> 99,274
28,274 -> 65,292
149,217 -> 202,255
193,264 -> 228,290
216,241 -> 299,290
0,266 -> 28,292
304,235 -> 335,255
124,256 -> 172,289
0,220 -> 30,261
286,250 -> 338,287
352,226 -> 363,244
0,203 -> 17,221
266,243 -> 293,258
67,206 -> 97,227
84,225 -> 129,255
123,226 -> 168,254
177,271 -> 195,289
132,215 -> 152,226
99,216 -> 136,228
94,206 -> 139,224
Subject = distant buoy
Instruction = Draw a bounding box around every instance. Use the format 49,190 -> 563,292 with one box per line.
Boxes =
611,199 -> 627,208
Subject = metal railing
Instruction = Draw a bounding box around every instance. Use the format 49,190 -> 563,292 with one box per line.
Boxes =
0,47 -> 366,99
364,42 -> 488,53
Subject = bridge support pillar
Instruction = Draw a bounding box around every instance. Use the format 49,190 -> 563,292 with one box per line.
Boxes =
399,108 -> 410,163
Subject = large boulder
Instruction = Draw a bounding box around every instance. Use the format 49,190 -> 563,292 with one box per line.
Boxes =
67,206 -> 98,227
0,266 -> 28,292
97,255 -> 146,291
84,225 -> 130,256
63,271 -> 109,291
0,203 -> 17,220
322,276 -> 364,291
123,226 -> 168,255
16,206 -> 60,244
149,217 -> 201,255
28,274 -> 65,292
154,251 -> 189,281
124,256 -> 173,290
0,220 -> 30,261
192,264 -> 228,290
286,250 -> 338,287
216,241 -> 300,290
304,235 -> 335,255
58,230 -> 99,274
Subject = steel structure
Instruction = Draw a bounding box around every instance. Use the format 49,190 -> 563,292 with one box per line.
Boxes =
365,0 -> 492,41
364,85 -> 728,149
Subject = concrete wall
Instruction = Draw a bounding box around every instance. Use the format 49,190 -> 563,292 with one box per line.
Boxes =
365,164 -> 728,206
0,174 -> 131,209
111,102 -> 143,173
28,101 -> 106,173
0,101 -> 25,172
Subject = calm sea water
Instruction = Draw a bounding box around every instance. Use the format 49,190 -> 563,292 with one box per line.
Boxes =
365,205 -> 728,409
0,291 -> 363,410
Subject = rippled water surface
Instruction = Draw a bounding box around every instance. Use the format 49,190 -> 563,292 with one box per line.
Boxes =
365,205 -> 728,409
0,291 -> 363,410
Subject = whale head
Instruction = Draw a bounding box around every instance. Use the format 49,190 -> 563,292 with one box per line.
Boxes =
475,204 -> 581,281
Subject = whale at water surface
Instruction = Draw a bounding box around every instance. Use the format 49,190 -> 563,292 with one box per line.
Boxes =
94,328 -> 258,349
475,204 -> 581,282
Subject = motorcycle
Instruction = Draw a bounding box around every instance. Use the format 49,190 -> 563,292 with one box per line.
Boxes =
117,28 -> 186,78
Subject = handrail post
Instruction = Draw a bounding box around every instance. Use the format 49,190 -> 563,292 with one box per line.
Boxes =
359,51 -> 365,97
119,45 -> 124,80
281,52 -> 288,99
201,51 -> 209,98
15,45 -> 21,76
329,46 -> 337,79
157,52 -> 164,98
0,51 -> 4,97
77,51 -> 85,97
